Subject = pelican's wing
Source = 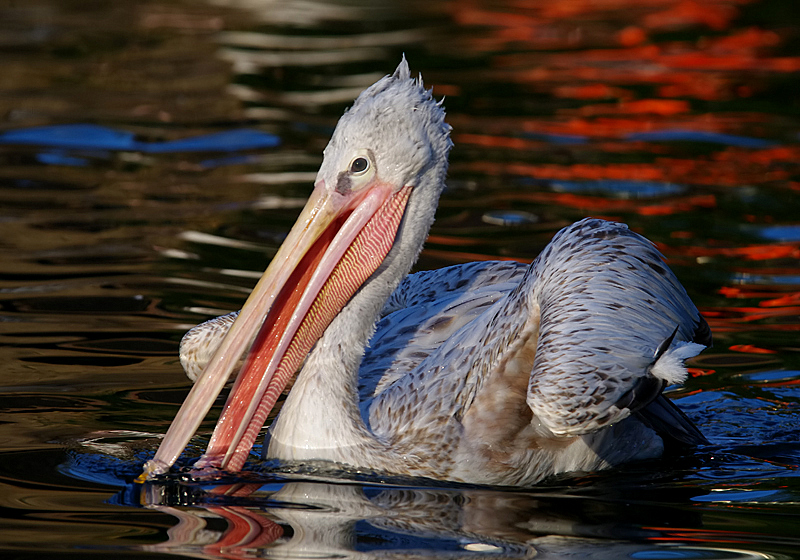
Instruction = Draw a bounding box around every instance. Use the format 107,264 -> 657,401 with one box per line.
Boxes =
180,311 -> 240,382
525,218 -> 709,437
359,260 -> 529,400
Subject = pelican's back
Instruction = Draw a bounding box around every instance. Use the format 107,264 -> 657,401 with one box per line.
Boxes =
363,218 -> 708,484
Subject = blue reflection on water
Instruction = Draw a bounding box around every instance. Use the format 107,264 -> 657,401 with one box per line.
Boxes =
0,124 -> 281,159
630,549 -> 756,559
1,124 -> 136,150
550,179 -> 685,199
625,129 -> 776,149
754,224 -> 800,242
521,131 -> 587,144
482,210 -> 539,226
729,272 -> 800,285
692,489 -> 785,502
36,151 -> 91,166
736,370 -> 800,383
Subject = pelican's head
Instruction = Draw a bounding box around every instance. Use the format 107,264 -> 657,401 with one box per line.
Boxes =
316,58 -> 452,202
141,59 -> 451,479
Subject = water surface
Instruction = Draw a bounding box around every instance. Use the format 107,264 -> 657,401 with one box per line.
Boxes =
1,0 -> 799,558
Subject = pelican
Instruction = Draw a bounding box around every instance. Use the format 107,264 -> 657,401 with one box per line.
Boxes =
141,59 -> 709,486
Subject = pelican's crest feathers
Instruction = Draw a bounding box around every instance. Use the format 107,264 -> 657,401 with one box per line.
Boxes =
318,58 -> 452,190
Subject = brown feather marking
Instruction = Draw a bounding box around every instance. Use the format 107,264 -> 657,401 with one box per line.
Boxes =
460,306 -> 549,467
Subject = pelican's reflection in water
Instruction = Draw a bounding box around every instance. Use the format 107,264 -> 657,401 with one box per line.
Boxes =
137,475 -> 741,560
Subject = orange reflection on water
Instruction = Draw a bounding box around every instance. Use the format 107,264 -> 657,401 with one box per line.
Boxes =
674,243 -> 800,261
646,1 -> 736,30
442,0 -> 800,215
713,278 -> 800,333
687,367 -> 716,377
760,292 -> 800,308
643,525 -> 762,546
729,344 -> 778,354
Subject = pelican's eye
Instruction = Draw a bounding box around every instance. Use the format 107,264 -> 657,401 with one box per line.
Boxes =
350,157 -> 369,175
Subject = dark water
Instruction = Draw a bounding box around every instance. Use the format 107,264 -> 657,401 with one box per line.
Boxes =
2,0 -> 800,558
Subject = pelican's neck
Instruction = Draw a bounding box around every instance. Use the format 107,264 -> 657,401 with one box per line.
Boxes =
266,169 -> 445,465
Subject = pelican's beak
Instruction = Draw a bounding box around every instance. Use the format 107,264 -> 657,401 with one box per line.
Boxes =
140,178 -> 412,480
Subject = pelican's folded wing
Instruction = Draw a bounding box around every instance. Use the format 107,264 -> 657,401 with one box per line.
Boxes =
525,218 -> 709,437
180,311 -> 240,382
361,260 -> 529,399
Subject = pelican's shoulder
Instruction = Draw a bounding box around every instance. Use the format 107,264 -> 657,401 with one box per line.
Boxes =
381,260 -> 528,315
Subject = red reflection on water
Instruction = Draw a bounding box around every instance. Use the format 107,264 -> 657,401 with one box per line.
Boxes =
553,83 -> 626,100
644,0 -> 738,31
577,99 -> 690,117
441,0 -> 800,222
687,367 -> 716,377
729,344 -> 778,354
457,139 -> 795,188
667,243 -> 800,261
203,483 -> 284,557
719,287 -> 800,309
705,305 -> 800,326
643,526 -> 761,545
760,293 -> 800,307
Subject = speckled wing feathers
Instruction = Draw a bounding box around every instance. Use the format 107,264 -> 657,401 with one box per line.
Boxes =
526,218 -> 706,436
363,256 -> 552,463
179,311 -> 239,382
360,260 -> 529,401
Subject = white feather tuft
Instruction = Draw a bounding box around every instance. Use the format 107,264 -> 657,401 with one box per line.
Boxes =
650,340 -> 705,385
394,55 -> 410,80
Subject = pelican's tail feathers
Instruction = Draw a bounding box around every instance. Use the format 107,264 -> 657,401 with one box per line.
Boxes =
636,394 -> 709,447
649,340 -> 706,386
